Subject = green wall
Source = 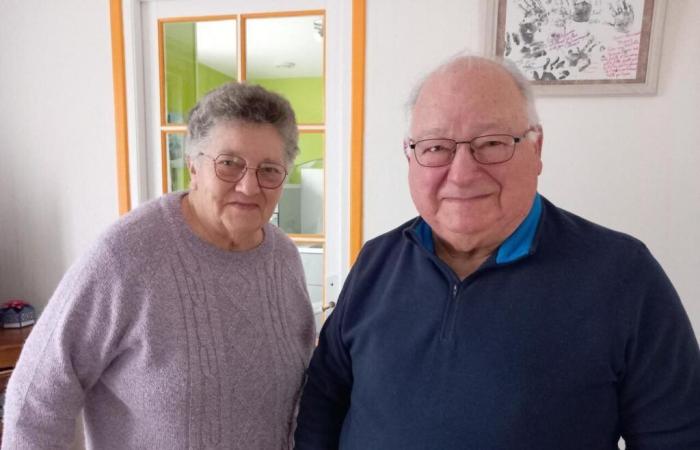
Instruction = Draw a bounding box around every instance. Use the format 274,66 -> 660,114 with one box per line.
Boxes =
250,77 -> 324,124
291,133 -> 324,184
164,22 -> 235,191
163,22 -> 325,191
196,62 -> 235,99
250,77 -> 325,185
164,22 -> 196,123
164,22 -> 236,123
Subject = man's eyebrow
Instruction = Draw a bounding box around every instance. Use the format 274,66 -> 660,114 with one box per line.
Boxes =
413,128 -> 447,137
413,122 -> 510,138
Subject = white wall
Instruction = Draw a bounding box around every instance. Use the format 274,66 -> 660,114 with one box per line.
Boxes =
0,1 -> 695,448
0,1 -> 118,313
0,0 -> 696,345
363,0 -> 700,333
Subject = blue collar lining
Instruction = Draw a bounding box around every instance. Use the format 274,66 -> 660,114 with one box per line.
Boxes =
416,219 -> 435,253
496,193 -> 542,264
414,193 -> 542,265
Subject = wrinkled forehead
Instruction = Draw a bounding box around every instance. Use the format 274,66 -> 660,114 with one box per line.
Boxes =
411,63 -> 528,135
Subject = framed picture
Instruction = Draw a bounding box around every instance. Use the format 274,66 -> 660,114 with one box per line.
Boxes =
491,0 -> 667,95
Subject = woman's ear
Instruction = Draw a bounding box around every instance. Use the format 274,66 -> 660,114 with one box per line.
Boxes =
187,156 -> 198,190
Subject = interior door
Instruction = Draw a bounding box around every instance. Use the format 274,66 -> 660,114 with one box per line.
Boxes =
131,0 -> 352,329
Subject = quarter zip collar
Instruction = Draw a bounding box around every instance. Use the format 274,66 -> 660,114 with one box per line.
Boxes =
408,193 -> 543,266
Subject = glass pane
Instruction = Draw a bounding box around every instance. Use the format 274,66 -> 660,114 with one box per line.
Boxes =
245,15 -> 324,124
276,132 -> 324,234
297,243 -> 325,332
166,132 -> 189,192
164,20 -> 237,124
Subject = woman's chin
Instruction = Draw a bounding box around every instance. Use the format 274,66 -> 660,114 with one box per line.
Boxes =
222,213 -> 264,235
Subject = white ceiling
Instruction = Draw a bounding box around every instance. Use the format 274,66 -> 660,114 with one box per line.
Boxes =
195,20 -> 237,77
195,15 -> 323,80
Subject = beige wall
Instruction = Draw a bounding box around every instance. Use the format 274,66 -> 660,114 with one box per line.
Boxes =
1,5 -> 117,446
363,0 -> 700,333
0,1 -> 118,315
0,1 -> 697,330
0,1 -> 697,448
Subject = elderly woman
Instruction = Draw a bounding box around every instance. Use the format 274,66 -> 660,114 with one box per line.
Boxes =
2,83 -> 315,449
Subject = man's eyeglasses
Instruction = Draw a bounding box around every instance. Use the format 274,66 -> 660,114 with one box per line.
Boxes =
408,129 -> 536,167
198,153 -> 288,189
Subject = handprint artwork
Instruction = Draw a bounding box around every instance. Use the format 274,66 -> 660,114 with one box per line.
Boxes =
499,0 -> 652,83
609,0 -> 636,32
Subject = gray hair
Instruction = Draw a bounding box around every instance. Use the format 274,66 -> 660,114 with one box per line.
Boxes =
186,82 -> 299,165
405,53 -> 540,131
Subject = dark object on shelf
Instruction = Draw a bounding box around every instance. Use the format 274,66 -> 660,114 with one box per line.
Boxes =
0,300 -> 36,329
0,324 -> 33,438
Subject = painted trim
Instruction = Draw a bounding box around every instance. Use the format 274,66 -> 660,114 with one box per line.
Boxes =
160,131 -> 169,193
289,234 -> 326,244
110,0 -> 131,215
158,14 -> 238,24
298,124 -> 326,132
157,20 -> 166,127
240,15 -> 248,82
161,124 -> 188,132
321,10 -> 327,135
350,0 -> 365,264
157,20 -> 168,193
241,10 -> 325,19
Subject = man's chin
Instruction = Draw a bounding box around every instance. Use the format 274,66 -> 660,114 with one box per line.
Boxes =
433,219 -> 489,239
439,206 -> 498,230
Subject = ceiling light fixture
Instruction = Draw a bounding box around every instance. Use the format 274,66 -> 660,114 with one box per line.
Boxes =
313,18 -> 323,41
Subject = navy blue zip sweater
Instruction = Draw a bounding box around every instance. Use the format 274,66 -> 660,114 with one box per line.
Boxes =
295,195 -> 700,450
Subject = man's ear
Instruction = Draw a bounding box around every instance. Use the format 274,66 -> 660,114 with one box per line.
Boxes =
403,140 -> 411,161
531,125 -> 544,175
533,125 -> 544,157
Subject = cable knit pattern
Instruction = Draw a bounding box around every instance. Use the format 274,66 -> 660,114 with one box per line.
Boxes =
1,192 -> 315,450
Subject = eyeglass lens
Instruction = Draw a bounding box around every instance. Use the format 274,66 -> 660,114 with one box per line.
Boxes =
414,135 -> 516,166
214,154 -> 287,188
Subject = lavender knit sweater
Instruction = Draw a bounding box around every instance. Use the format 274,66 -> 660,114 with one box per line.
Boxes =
2,192 -> 315,450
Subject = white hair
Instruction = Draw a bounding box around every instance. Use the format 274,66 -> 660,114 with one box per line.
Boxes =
186,82 -> 299,165
405,52 -> 541,133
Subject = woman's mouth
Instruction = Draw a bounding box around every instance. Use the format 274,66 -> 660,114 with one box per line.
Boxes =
229,201 -> 259,210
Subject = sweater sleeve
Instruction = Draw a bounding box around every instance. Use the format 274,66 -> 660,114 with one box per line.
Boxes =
1,243 -> 131,449
619,247 -> 700,449
294,265 -> 357,449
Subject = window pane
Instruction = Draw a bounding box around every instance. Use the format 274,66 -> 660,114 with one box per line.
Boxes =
276,132 -> 324,234
164,20 -> 237,124
166,132 -> 189,192
195,20 -> 238,97
245,15 -> 324,124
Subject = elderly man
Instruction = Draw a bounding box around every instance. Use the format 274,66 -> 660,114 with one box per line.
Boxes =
294,55 -> 700,449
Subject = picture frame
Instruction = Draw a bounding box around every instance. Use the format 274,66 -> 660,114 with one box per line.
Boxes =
488,0 -> 668,96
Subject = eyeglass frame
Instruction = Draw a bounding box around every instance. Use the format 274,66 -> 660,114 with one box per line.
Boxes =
196,152 -> 288,189
407,127 -> 539,167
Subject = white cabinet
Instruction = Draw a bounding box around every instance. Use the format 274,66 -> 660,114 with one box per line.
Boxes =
298,246 -> 324,332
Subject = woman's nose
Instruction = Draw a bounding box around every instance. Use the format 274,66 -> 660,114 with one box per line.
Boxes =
235,169 -> 261,194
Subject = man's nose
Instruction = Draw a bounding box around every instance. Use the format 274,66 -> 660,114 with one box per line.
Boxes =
446,143 -> 481,181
